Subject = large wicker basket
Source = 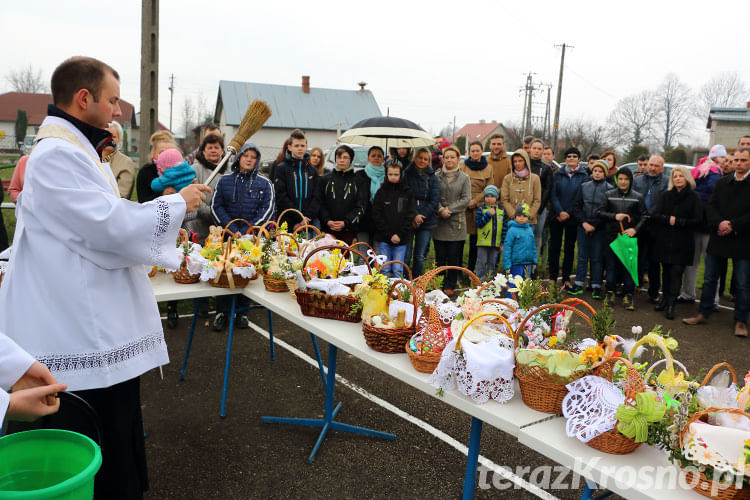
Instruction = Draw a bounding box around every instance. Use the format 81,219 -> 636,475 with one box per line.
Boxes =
209,228 -> 252,289
585,357 -> 648,455
514,303 -> 594,414
406,305 -> 444,373
295,244 -> 371,322
263,272 -> 289,292
362,278 -> 417,353
172,228 -> 201,284
680,407 -> 750,500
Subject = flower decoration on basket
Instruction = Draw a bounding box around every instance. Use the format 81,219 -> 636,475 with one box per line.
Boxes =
199,226 -> 256,288
630,327 -> 688,396
429,312 -> 517,404
171,228 -> 205,283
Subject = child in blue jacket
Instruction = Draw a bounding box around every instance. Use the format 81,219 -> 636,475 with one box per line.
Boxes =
210,140 -> 274,331
151,148 -> 197,193
502,203 -> 537,280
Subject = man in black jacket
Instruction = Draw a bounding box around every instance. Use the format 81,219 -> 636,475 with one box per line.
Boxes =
274,129 -> 320,230
633,155 -> 668,303
683,148 -> 750,337
529,139 -> 552,256
597,167 -> 648,311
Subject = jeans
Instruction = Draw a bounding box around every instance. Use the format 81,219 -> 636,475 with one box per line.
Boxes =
548,218 -> 577,282
433,239 -> 464,289
474,246 -> 500,282
575,227 -> 605,288
216,294 -> 250,316
700,255 -> 750,323
534,208 -> 548,255
605,246 -> 634,295
377,241 -> 407,279
404,228 -> 432,277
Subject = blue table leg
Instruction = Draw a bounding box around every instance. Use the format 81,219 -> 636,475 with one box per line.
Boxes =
462,417 -> 483,500
179,298 -> 202,381
267,308 -> 275,361
219,295 -> 237,418
581,481 -> 613,500
261,334 -> 396,463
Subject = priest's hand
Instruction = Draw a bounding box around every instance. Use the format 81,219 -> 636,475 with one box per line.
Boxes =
179,184 -> 212,212
8,383 -> 67,422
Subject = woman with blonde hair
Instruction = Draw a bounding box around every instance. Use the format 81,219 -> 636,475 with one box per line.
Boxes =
650,166 -> 701,319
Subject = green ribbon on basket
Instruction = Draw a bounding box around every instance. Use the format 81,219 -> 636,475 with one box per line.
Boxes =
615,392 -> 666,443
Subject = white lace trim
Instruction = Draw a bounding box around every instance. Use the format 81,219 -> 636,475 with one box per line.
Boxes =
683,422 -> 750,477
437,302 -> 461,325
36,333 -> 165,372
562,375 -> 625,443
429,336 -> 515,404
150,199 -> 170,264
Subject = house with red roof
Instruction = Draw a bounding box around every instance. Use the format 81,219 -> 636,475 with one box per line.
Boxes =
0,92 -> 140,152
451,120 -> 516,151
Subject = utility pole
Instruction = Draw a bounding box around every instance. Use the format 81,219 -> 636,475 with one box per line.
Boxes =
168,73 -> 174,133
452,115 -> 456,141
520,73 -> 536,138
543,84 -> 552,142
139,0 -> 159,167
552,43 -> 573,153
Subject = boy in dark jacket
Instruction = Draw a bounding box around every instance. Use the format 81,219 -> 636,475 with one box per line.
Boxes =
274,129 -> 319,230
597,167 -> 648,311
317,145 -> 368,245
503,204 -> 537,280
474,184 -> 506,281
211,141 -> 274,331
571,160 -> 612,298
372,160 -> 416,278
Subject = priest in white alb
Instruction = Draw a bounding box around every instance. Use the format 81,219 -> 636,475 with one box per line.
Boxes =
0,56 -> 210,500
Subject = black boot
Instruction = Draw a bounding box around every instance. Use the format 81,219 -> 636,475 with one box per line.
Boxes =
166,302 -> 179,329
654,298 -> 666,311
665,298 -> 676,320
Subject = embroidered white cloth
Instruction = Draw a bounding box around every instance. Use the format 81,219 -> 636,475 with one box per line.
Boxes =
305,278 -> 351,296
166,244 -> 205,274
562,376 -> 625,443
429,335 -> 515,404
0,116 -> 184,391
683,421 -> 750,476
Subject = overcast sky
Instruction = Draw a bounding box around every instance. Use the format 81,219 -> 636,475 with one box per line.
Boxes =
3,0 -> 749,146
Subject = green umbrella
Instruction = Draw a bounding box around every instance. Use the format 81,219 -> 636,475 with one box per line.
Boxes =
609,218 -> 639,287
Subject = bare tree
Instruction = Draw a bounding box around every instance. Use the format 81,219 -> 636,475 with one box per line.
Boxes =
696,71 -> 750,118
5,65 -> 48,93
180,96 -> 196,139
558,119 -> 608,160
655,74 -> 693,150
607,90 -> 658,150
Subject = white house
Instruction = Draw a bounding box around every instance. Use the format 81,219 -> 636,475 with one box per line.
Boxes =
214,76 -> 381,161
707,103 -> 750,150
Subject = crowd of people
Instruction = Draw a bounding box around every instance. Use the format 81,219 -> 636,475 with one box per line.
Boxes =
124,126 -> 750,338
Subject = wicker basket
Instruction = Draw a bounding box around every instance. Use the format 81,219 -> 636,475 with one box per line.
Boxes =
585,357 -> 648,455
680,407 -> 750,500
263,272 -> 289,292
172,229 -> 201,284
209,228 -> 252,289
406,305 -> 445,373
514,303 -> 594,414
362,279 -> 417,353
295,244 -> 371,322
412,266 -> 482,313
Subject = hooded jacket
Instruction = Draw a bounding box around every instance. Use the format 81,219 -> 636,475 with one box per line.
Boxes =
596,168 -> 648,242
501,149 -> 542,225
550,165 -> 590,219
317,167 -> 368,232
403,163 -> 440,229
503,220 -> 537,270
274,149 -> 320,227
211,142 -> 274,234
372,178 -> 416,243
573,177 -> 612,229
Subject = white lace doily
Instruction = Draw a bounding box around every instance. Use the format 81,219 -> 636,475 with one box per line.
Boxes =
481,299 -> 516,316
429,336 -> 515,404
437,302 -> 461,325
232,266 -> 256,279
562,375 -> 625,443
683,421 -> 750,477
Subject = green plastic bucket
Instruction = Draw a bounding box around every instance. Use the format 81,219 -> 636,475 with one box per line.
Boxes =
0,429 -> 101,499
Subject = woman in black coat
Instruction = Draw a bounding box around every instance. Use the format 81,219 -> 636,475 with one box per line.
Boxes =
650,166 -> 702,319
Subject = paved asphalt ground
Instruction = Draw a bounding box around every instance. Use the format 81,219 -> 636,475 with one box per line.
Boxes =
141,289 -> 748,500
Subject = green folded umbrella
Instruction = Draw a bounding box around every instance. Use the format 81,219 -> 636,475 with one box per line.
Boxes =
610,232 -> 639,287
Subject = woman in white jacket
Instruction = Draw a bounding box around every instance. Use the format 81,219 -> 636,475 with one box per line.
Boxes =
1,331 -> 66,423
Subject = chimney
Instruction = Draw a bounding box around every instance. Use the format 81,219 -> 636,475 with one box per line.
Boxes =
302,75 -> 310,94
479,119 -> 486,124
747,101 -> 750,108
358,81 -> 367,91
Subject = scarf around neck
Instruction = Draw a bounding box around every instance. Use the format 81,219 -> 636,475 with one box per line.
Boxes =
464,156 -> 488,171
364,162 -> 385,201
514,167 -> 530,179
443,167 -> 459,179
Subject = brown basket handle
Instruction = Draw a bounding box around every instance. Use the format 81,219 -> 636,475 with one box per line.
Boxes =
301,244 -> 371,278
246,225 -> 270,246
701,362 -> 737,387
679,407 -> 750,448
559,297 -> 598,316
618,214 -> 631,234
224,218 -> 254,236
514,303 -> 593,348
386,279 -> 418,326
479,298 -> 518,313
349,241 -> 375,262
455,311 -> 515,351
377,260 -> 413,281
276,231 -> 300,254
411,265 -> 481,306
594,357 -> 646,404
292,224 -> 323,238
177,227 -> 190,245
277,208 -> 306,226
